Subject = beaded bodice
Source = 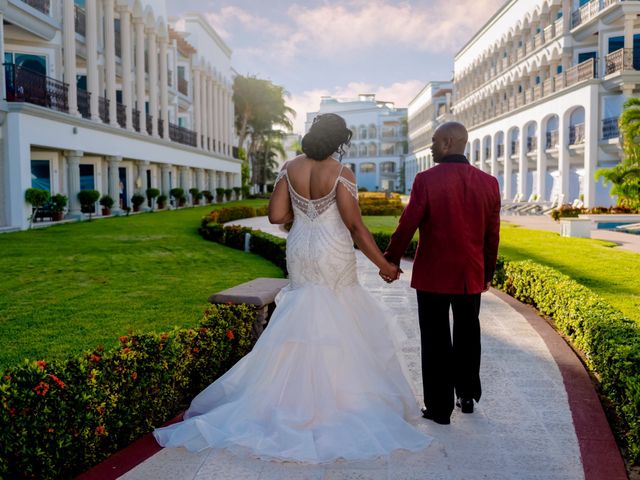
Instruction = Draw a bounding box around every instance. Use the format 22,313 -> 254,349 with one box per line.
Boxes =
274,166 -> 360,290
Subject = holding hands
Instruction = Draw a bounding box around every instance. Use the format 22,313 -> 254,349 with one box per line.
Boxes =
379,261 -> 402,284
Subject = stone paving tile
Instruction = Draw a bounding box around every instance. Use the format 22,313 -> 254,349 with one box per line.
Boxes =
118,224 -> 584,480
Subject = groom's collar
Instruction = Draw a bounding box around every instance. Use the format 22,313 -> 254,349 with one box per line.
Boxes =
438,154 -> 469,164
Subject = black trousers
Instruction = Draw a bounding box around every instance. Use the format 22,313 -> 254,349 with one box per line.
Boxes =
416,291 -> 482,418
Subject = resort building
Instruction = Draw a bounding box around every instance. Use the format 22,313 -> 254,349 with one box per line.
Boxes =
405,81 -> 452,193
305,94 -> 408,192
1,0 -> 239,231
453,0 -> 640,207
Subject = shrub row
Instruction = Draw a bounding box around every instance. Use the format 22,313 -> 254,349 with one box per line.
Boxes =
200,205 -> 269,227
369,231 -> 418,258
551,204 -> 640,221
358,193 -> 404,216
0,304 -> 256,479
493,258 -> 640,464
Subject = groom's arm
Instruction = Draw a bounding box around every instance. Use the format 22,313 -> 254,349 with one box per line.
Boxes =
384,175 -> 427,265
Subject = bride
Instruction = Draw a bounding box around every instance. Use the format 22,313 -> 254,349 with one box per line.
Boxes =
153,113 -> 432,463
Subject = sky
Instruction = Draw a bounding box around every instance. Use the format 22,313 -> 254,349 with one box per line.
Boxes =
166,0 -> 505,134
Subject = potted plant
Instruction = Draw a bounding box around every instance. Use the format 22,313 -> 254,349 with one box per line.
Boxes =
170,188 -> 185,207
202,190 -> 213,204
146,188 -> 160,209
131,193 -> 146,212
224,188 -> 233,202
25,187 -> 50,228
100,195 -> 115,216
78,189 -> 101,221
50,194 -> 68,221
157,194 -> 168,209
216,187 -> 225,203
233,187 -> 241,200
189,188 -> 201,206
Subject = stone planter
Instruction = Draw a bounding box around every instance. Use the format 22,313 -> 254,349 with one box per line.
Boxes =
560,218 -> 591,238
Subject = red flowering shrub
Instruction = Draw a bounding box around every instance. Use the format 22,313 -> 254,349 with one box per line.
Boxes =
0,304 -> 256,479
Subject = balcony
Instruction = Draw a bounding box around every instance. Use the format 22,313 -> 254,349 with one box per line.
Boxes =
4,63 -> 68,113
169,122 -> 197,147
569,123 -> 585,145
572,0 -> 620,28
543,23 -> 555,42
98,96 -> 109,124
116,103 -> 126,128
602,117 -> 620,140
77,89 -> 91,119
546,130 -> 559,149
526,136 -> 537,153
510,140 -> 519,156
146,114 -> 153,135
21,0 -> 50,15
178,77 -> 188,96
75,5 -> 86,36
132,108 -> 141,132
605,48 -> 636,75
497,144 -> 504,158
564,58 -> 596,87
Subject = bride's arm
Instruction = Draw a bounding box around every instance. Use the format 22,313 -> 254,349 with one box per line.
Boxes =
336,169 -> 398,279
268,166 -> 293,224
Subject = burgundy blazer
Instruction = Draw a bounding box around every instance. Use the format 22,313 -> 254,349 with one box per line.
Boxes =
384,155 -> 501,295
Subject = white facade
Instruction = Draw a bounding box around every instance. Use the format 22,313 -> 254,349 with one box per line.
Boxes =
453,0 -> 640,207
306,94 -> 408,192
405,81 -> 453,193
0,0 -> 239,230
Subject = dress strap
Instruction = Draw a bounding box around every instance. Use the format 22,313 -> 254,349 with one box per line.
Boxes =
336,166 -> 358,201
274,165 -> 288,188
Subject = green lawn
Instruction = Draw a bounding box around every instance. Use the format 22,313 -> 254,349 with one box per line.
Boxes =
362,216 -> 640,324
0,200 -> 282,370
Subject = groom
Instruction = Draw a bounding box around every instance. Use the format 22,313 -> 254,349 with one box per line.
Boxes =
383,122 -> 500,425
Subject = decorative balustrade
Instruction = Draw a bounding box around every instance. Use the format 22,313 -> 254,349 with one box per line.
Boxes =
21,0 -> 50,15
497,144 -> 504,158
572,0 -> 620,28
533,32 -> 544,49
116,103 -> 126,128
178,77 -> 188,95
605,48 -> 634,75
542,77 -> 553,97
525,40 -> 534,54
526,136 -> 537,153
554,17 -> 563,36
484,147 -> 491,159
525,89 -> 534,104
75,5 -> 86,36
602,117 -> 620,140
115,31 -> 122,58
98,96 -> 109,124
543,23 -> 555,41
517,47 -> 525,60
516,93 -> 525,108
3,63 -> 68,113
77,89 -> 91,119
510,140 -> 519,156
158,118 -> 165,138
565,58 -> 596,87
169,122 -> 198,147
146,114 -> 153,135
569,123 -> 585,145
132,108 -> 141,132
546,130 -> 559,149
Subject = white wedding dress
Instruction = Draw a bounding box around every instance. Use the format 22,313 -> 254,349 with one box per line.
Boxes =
153,166 -> 432,463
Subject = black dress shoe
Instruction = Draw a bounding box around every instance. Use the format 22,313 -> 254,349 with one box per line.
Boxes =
456,398 -> 474,414
421,408 -> 450,425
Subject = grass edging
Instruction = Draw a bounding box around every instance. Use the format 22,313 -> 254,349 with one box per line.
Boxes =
493,257 -> 640,465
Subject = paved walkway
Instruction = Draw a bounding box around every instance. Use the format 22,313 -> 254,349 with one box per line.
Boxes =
115,217 -> 625,480
502,213 -> 640,253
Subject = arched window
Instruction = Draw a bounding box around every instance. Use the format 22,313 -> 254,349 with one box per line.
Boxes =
368,143 -> 377,156
350,126 -> 358,140
359,125 -> 368,139
358,144 -> 367,156
380,161 -> 395,173
360,162 -> 376,173
368,124 -> 377,138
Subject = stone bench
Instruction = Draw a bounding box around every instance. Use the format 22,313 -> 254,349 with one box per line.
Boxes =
208,277 -> 289,339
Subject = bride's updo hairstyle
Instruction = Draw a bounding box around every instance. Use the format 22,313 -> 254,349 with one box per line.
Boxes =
301,113 -> 352,161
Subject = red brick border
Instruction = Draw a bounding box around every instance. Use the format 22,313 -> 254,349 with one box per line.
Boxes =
491,288 -> 628,480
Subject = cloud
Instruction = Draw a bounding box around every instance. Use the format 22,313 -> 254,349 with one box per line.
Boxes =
287,80 -> 425,134
203,6 -> 288,42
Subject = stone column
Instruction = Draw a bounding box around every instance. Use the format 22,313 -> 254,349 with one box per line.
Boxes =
561,0 -> 570,34
161,163 -> 172,197
583,85 -> 599,208
147,27 -> 159,137
63,0 -> 78,116
85,0 -> 99,120
104,0 -> 117,126
504,138 -> 513,201
180,166 -> 190,203
207,76 -> 215,152
214,78 -> 222,152
201,70 -> 209,150
226,86 -> 233,156
490,136 -> 498,178
558,113 -> 570,203
196,168 -> 205,192
108,156 -> 123,213
209,169 -> 217,196
117,4 -> 133,130
193,68 -> 202,149
134,15 -> 145,132
159,35 -> 169,139
536,123 -> 547,201
518,127 -> 528,197
0,14 -> 5,100
66,151 -> 83,216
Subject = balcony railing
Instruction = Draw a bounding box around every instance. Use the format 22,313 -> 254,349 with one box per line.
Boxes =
98,96 -> 109,124
167,70 -> 173,87
526,136 -> 537,153
132,108 -> 141,132
4,63 -> 68,113
497,144 -> 504,158
533,32 -> 544,49
115,31 -> 122,58
169,122 -> 197,147
178,77 -> 188,95
484,147 -> 491,159
542,77 -> 553,97
572,0 -> 620,28
605,48 -> 635,75
77,89 -> 91,119
21,0 -> 50,15
158,118 -> 165,138
554,17 -> 563,36
569,123 -> 585,145
546,130 -> 559,149
602,117 -> 620,140
510,140 -> 519,156
146,114 -> 153,135
75,5 -> 86,36
543,24 -> 555,41
116,103 -> 126,128
564,58 -> 596,87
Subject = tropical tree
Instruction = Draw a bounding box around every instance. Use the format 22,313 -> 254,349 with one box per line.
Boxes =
596,97 -> 640,209
252,131 -> 287,191
233,75 -> 295,189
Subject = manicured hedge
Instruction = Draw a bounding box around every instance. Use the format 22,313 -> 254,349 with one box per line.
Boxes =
358,192 -> 404,216
369,231 -> 418,258
0,304 -> 256,479
493,258 -> 640,464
